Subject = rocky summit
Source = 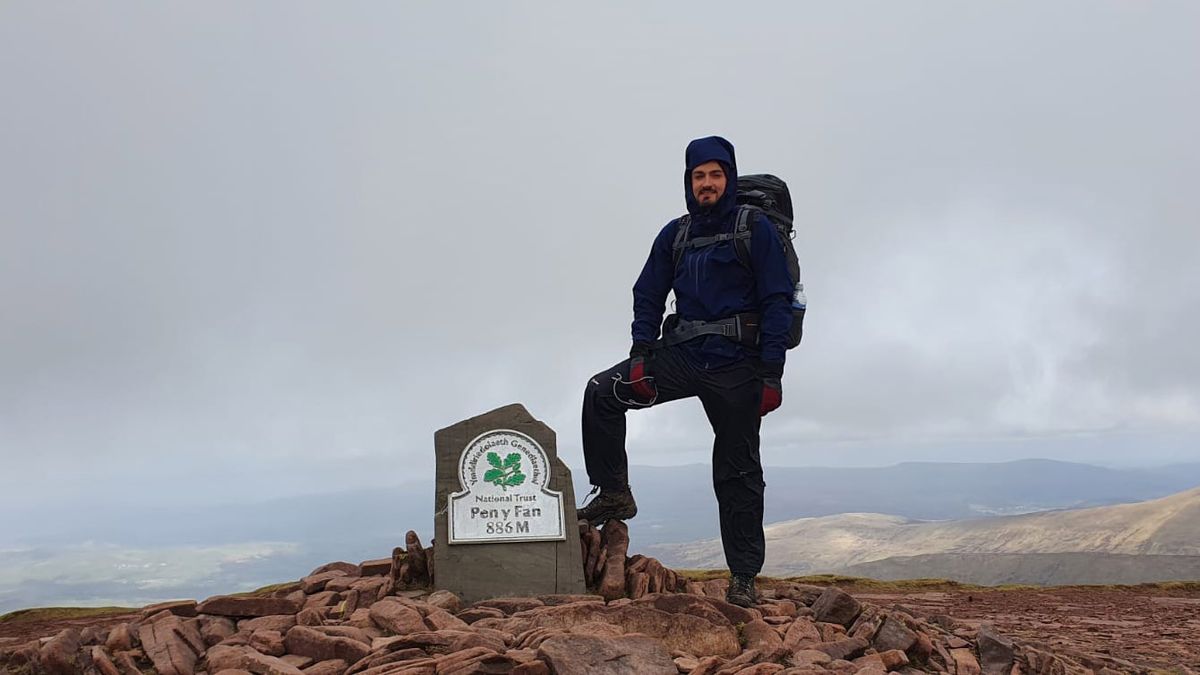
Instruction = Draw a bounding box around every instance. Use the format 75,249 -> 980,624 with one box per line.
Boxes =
0,523 -> 1187,675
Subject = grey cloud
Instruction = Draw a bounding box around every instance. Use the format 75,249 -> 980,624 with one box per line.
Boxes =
1,2 -> 1198,511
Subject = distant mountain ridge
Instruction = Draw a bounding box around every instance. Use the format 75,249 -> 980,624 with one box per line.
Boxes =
620,458 -> 1200,545
652,485 -> 1200,585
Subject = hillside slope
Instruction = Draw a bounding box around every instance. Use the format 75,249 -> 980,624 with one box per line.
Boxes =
654,486 -> 1200,582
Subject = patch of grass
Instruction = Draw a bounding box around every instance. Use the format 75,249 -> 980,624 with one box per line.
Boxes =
777,571 -> 974,588
1133,581 -> 1200,593
0,607 -> 136,625
778,575 -> 1048,592
673,571 -> 1200,593
675,569 -> 732,582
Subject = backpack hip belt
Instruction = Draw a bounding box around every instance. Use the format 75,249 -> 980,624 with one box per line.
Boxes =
658,313 -> 760,348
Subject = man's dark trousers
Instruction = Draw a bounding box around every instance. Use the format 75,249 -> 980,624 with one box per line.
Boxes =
582,344 -> 766,576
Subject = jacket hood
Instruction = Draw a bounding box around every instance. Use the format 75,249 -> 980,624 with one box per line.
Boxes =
684,135 -> 738,221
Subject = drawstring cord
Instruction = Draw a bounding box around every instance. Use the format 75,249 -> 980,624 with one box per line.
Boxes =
611,373 -> 658,407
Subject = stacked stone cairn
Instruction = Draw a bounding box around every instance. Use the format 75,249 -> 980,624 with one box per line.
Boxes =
0,524 -> 1146,675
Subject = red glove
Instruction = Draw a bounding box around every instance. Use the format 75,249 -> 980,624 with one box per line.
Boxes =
759,361 -> 783,416
760,379 -> 782,416
629,343 -> 657,403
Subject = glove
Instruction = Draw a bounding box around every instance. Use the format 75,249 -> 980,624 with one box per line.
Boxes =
759,360 -> 783,417
628,342 -> 656,403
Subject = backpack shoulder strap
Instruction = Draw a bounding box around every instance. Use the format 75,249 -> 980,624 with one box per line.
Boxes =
671,214 -> 692,269
732,205 -> 756,268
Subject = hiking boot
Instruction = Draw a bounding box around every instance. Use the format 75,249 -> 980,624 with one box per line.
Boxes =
577,485 -> 638,526
726,573 -> 758,608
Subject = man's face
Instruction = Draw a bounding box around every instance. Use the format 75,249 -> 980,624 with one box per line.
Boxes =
691,160 -> 727,207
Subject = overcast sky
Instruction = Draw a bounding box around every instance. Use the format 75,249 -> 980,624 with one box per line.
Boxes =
2,2 -> 1198,516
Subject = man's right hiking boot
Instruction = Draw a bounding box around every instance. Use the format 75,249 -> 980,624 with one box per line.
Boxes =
576,485 -> 638,526
726,573 -> 758,608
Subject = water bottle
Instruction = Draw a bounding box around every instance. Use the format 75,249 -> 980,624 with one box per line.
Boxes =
792,282 -> 806,310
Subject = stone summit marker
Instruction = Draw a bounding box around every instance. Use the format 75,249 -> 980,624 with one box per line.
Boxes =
434,403 -> 586,603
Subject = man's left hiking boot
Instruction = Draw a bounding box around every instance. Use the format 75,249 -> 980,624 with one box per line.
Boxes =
726,573 -> 758,608
577,485 -> 638,526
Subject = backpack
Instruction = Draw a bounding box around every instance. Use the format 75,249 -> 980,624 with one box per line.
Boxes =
670,174 -> 805,349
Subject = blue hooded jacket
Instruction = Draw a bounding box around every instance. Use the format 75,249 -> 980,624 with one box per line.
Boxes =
631,136 -> 794,368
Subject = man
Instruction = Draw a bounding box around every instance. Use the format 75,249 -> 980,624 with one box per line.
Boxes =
577,135 -> 795,607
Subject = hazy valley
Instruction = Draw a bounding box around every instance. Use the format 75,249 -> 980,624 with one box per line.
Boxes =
3,459 -> 1199,613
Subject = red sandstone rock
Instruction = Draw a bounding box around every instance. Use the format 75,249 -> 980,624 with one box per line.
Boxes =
848,605 -> 883,640
476,597 -> 546,614
626,571 -> 650,599
511,660 -> 551,675
199,616 -> 237,647
138,616 -> 198,675
105,623 -> 134,652
301,571 -> 347,594
423,607 -> 470,631
597,520 -> 630,601
456,606 -> 505,623
435,644 -> 509,673
205,644 -> 304,675
691,596 -> 763,628
789,648 -> 834,667
952,647 -> 983,675
581,525 -> 602,582
284,625 -> 371,664
39,628 -> 82,675
537,633 -> 677,674
818,621 -> 848,641
811,587 -> 863,628
743,619 -> 785,652
811,636 -> 870,661
425,589 -> 461,613
368,598 -> 426,635
345,645 -> 426,674
570,620 -> 623,637
701,579 -> 728,598
310,561 -> 360,578
783,618 -> 822,650
197,595 -> 302,618
515,601 -> 740,657
357,558 -> 392,577
514,627 -> 565,650
633,593 -> 732,626
295,607 -> 324,626
872,614 -> 918,653
239,615 -> 297,633
279,654 -> 312,668
403,530 -> 429,584
879,648 -> 910,670
309,625 -> 371,644
90,646 -> 122,675
687,654 -> 727,675
737,664 -> 786,674
978,624 -> 1017,675
248,629 -> 285,657
538,593 -> 605,606
141,600 -> 198,619
299,659 -> 346,675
